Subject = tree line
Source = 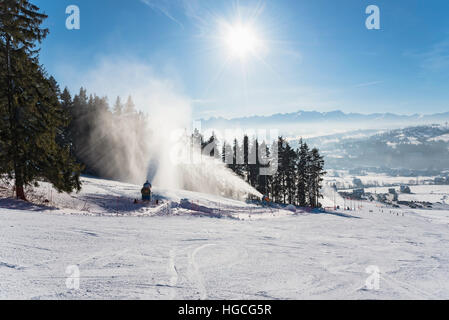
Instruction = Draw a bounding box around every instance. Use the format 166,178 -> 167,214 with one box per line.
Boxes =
196,132 -> 326,207
61,87 -> 150,183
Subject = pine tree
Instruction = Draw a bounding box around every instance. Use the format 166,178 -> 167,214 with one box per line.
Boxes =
124,95 -> 136,114
0,0 -> 81,200
232,138 -> 245,178
284,142 -> 297,204
113,96 -> 123,115
69,88 -> 90,171
256,141 -> 272,197
270,138 -> 284,203
191,128 -> 203,163
273,137 -> 296,204
61,87 -> 72,109
216,134 -> 325,206
296,140 -> 310,207
59,87 -> 75,156
247,137 -> 259,189
309,147 -> 326,207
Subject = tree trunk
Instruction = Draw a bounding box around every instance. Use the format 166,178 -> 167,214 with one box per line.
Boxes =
16,185 -> 26,201
14,164 -> 26,200
6,36 -> 26,201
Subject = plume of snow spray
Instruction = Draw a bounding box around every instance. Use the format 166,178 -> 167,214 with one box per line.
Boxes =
83,107 -> 151,184
79,57 -> 262,200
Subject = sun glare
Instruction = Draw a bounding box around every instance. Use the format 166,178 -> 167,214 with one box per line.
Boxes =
224,23 -> 262,59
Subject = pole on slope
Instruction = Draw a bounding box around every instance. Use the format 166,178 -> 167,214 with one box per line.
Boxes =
334,189 -> 336,210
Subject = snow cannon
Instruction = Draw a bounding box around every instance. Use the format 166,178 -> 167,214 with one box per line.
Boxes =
141,181 -> 152,202
261,195 -> 270,206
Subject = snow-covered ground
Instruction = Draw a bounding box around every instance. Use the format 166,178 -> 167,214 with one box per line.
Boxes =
325,172 -> 440,189
1,177 -> 449,299
362,185 -> 449,205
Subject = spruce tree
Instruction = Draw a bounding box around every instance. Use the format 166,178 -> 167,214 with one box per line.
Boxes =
0,0 -> 81,200
270,138 -> 284,203
296,140 -> 310,207
248,137 -> 259,189
256,141 -> 272,197
59,87 -> 75,155
284,142 -> 297,204
232,138 -> 245,178
242,135 -> 250,182
113,96 -> 123,115
124,95 -> 136,115
309,148 -> 326,207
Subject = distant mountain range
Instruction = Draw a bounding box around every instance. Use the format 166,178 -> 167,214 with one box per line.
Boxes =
201,111 -> 449,174
303,124 -> 449,173
199,110 -> 449,137
201,110 -> 449,125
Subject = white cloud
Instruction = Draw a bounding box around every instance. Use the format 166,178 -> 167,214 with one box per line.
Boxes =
422,40 -> 449,71
354,81 -> 383,88
405,38 -> 449,72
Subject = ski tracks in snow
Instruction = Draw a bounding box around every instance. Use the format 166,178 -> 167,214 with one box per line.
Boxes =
167,249 -> 179,299
188,244 -> 216,300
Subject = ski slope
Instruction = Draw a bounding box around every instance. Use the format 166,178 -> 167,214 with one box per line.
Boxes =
0,176 -> 290,220
1,177 -> 449,299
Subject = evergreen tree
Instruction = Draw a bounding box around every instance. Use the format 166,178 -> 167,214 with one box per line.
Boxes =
191,128 -> 203,163
232,138 -> 245,178
0,0 -> 81,200
124,95 -> 136,114
284,143 -> 297,204
216,135 -> 325,206
270,138 -> 283,203
222,140 -> 236,170
309,148 -> 326,207
113,96 -> 123,115
247,137 -> 259,189
69,88 -> 91,171
59,87 -> 75,155
242,135 -> 250,182
296,140 -> 310,206
61,87 -> 73,109
256,141 -> 272,196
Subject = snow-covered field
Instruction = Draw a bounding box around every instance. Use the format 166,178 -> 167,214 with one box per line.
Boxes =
325,172 -> 441,189
1,177 -> 449,299
362,185 -> 449,205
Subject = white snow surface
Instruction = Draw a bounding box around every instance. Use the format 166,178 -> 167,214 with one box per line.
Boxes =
1,177 -> 449,299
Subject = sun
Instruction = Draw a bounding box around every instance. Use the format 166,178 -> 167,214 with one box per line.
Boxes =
223,23 -> 262,60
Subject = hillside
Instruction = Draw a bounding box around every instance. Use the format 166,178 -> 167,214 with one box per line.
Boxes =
305,124 -> 449,173
1,176 -> 449,299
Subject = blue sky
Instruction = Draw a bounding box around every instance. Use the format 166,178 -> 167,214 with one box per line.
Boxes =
34,0 -> 449,119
